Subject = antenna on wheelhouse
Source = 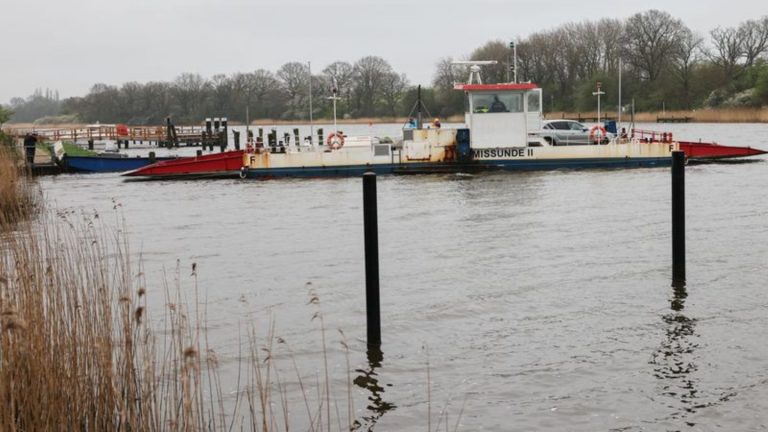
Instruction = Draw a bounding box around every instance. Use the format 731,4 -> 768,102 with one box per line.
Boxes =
451,60 -> 498,84
308,61 -> 314,145
327,72 -> 340,137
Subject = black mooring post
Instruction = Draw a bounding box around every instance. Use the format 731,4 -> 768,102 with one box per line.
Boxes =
363,172 -> 381,346
417,84 -> 423,129
233,130 -> 241,150
672,151 -> 686,286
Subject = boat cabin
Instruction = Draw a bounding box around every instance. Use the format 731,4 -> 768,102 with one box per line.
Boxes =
454,83 -> 543,148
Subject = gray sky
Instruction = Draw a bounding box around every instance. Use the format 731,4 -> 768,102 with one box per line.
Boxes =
1,0 -> 763,104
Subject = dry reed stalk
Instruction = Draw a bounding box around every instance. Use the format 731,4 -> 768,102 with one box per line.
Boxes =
1,200 -> 459,430
546,108 -> 768,123
0,145 -> 38,227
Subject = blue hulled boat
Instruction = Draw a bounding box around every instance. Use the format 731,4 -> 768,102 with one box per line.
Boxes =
53,142 -> 176,173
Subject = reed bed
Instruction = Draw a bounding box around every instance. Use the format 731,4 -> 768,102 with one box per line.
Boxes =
0,144 -> 38,226
547,107 -> 768,123
0,204 -> 462,431
0,208 -> 345,431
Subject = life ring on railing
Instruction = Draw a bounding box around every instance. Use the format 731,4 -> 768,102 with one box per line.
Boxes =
326,132 -> 344,150
589,125 -> 607,144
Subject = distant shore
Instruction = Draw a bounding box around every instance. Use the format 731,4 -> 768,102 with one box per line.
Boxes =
546,107 -> 768,123
5,108 -> 768,129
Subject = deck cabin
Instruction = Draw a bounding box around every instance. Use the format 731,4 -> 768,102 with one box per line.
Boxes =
454,83 -> 543,148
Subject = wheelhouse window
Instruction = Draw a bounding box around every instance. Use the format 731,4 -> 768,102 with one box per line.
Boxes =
527,92 -> 540,113
471,92 -> 523,113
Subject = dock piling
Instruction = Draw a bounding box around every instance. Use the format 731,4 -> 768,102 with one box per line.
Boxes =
672,151 -> 686,286
363,172 -> 382,346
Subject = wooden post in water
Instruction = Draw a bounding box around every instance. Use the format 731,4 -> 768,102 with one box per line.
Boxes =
672,151 -> 686,285
363,172 -> 381,346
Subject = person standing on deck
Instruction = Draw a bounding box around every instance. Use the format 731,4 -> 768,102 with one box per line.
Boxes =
23,133 -> 37,166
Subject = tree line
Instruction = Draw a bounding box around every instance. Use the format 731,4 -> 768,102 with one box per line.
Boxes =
4,9 -> 768,125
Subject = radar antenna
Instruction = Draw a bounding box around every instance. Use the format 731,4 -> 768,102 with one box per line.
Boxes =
451,60 -> 498,84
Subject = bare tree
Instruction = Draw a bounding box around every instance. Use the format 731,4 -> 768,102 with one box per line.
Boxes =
209,74 -> 233,116
352,56 -> 393,117
433,57 -> 461,89
277,62 -> 310,119
670,29 -> 704,108
380,72 -> 409,116
470,40 -> 511,83
621,10 -> 686,81
709,26 -> 745,80
322,61 -> 355,111
172,73 -> 210,122
739,17 -> 768,66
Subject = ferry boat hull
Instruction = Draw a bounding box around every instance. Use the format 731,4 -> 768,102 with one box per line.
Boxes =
242,129 -> 677,179
678,141 -> 767,160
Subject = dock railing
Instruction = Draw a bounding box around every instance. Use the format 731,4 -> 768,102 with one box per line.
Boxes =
4,124 -> 210,144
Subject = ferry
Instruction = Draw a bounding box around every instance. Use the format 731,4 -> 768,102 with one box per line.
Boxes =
239,80 -> 678,179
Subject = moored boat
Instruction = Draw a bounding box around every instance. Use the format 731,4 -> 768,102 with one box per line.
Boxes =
52,141 -> 177,173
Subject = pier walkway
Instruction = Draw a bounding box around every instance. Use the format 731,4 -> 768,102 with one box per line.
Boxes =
4,124 -> 210,146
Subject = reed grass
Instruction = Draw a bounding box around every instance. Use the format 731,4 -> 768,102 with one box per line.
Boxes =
1,204 -> 464,431
0,208 -> 343,430
0,144 -> 38,226
547,107 -> 768,123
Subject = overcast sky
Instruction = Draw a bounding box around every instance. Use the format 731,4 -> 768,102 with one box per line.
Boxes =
1,0 -> 763,104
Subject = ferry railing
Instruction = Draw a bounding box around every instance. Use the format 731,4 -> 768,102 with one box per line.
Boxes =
631,128 -> 675,143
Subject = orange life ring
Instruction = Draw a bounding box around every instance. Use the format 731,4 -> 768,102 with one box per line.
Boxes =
589,125 -> 607,143
326,132 -> 344,150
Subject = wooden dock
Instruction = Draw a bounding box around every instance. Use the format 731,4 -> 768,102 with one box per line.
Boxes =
4,119 -> 228,148
657,116 -> 692,123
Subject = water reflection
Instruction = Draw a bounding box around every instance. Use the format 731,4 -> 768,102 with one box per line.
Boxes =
352,346 -> 396,431
651,282 -> 699,425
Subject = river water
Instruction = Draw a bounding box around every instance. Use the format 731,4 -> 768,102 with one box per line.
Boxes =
40,122 -> 768,431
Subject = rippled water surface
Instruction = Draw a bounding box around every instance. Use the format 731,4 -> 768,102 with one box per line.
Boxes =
40,123 -> 768,430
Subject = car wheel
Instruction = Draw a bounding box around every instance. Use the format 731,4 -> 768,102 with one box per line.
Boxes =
544,137 -> 555,146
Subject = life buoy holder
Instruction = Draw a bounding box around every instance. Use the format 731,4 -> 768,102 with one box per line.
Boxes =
326,132 -> 344,150
589,125 -> 607,144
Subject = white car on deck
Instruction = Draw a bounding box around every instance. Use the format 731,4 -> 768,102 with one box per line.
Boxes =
536,120 -> 614,145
